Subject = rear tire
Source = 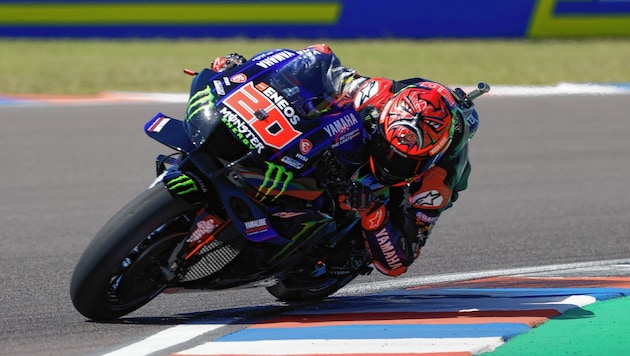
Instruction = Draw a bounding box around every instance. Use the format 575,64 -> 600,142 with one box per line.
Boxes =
70,185 -> 197,320
266,271 -> 361,302
266,238 -> 371,302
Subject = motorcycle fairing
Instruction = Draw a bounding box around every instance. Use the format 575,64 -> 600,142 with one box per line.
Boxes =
236,168 -> 324,202
144,113 -> 194,153
210,169 -> 288,244
266,108 -> 367,176
145,48 -> 369,259
266,209 -> 336,264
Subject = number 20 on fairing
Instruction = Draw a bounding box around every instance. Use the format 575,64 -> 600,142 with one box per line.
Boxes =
222,82 -> 302,150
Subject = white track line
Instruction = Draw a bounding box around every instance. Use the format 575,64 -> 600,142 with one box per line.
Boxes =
101,323 -> 225,356
336,258 -> 630,296
175,337 -> 505,356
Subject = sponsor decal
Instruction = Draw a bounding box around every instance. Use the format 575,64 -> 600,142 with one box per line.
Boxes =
323,113 -> 359,137
296,153 -> 309,162
250,50 -> 275,62
361,205 -> 386,231
212,79 -> 225,95
272,211 -> 307,218
415,211 -> 438,225
466,110 -> 479,128
254,50 -> 296,69
410,189 -> 444,208
331,127 -> 361,149
230,73 -> 247,83
299,138 -> 313,155
281,156 -> 304,170
258,162 -> 293,201
148,116 -> 169,133
219,106 -> 265,153
187,215 -> 220,244
222,82 -> 302,150
166,174 -> 199,196
244,218 -> 269,235
187,85 -> 214,120
255,82 -> 300,125
374,227 -> 403,270
354,80 -> 379,108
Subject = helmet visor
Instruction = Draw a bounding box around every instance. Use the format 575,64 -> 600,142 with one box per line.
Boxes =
370,133 -> 437,185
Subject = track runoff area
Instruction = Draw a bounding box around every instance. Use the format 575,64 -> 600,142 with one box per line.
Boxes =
5,84 -> 629,355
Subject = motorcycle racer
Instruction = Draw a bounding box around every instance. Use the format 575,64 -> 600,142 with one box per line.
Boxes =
211,44 -> 480,277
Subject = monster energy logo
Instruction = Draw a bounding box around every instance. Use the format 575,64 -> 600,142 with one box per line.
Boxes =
270,218 -> 330,263
258,162 -> 293,201
166,174 -> 199,196
186,85 -> 214,120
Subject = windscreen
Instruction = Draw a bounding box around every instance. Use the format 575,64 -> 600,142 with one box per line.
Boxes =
184,69 -> 223,148
269,49 -> 340,118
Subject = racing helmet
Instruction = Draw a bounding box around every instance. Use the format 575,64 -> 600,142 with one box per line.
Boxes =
370,82 -> 457,185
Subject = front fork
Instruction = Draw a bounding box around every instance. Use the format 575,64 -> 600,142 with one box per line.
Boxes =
150,151 -> 227,280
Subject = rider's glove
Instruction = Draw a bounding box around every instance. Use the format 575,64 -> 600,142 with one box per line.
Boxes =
339,181 -> 377,214
358,105 -> 380,134
339,181 -> 388,231
211,53 -> 247,72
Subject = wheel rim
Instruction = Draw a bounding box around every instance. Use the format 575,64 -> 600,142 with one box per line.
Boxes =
105,228 -> 189,312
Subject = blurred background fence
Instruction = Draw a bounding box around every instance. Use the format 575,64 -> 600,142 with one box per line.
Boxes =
1,0 -> 629,39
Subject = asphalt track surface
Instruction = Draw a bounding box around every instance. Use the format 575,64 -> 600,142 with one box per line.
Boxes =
1,94 -> 629,355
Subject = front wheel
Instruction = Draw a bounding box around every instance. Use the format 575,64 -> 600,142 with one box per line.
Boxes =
70,185 -> 197,320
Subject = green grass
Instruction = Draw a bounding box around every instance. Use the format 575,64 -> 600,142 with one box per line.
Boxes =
1,39 -> 630,95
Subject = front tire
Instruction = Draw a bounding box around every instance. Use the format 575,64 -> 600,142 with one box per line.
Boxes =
70,184 -> 197,320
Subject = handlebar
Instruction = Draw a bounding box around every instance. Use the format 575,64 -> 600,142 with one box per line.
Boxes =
467,82 -> 491,101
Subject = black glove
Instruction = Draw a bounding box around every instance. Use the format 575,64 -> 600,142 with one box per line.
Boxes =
339,181 -> 375,214
358,105 -> 379,134
211,53 -> 247,73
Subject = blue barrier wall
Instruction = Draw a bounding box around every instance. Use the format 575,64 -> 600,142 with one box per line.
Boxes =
1,0 -> 629,38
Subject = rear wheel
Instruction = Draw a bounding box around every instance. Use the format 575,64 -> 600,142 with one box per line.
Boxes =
266,269 -> 365,302
267,239 -> 372,302
70,185 -> 197,320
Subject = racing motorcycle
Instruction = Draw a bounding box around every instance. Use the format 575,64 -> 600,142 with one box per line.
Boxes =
70,48 -> 490,320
